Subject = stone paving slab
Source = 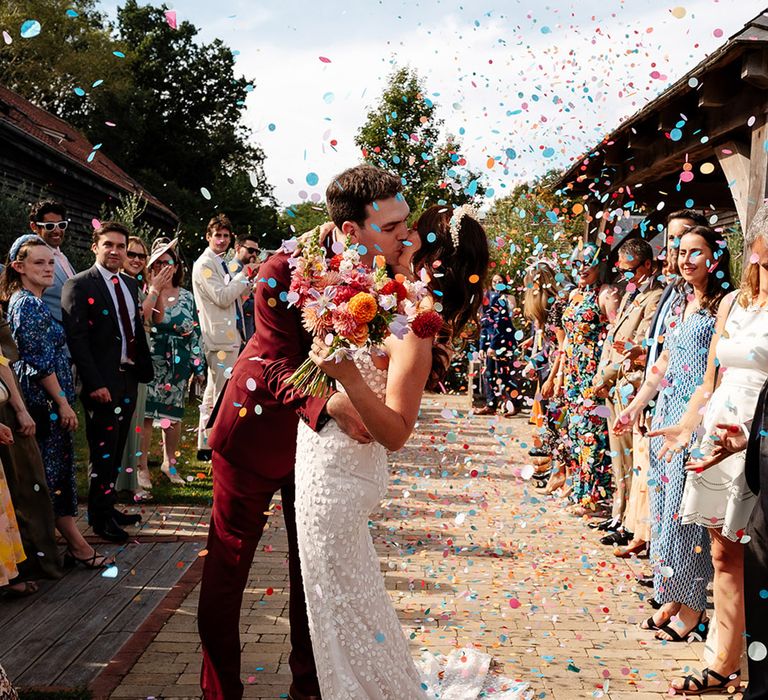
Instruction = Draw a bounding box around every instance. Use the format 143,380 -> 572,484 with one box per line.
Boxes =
107,394 -> 744,699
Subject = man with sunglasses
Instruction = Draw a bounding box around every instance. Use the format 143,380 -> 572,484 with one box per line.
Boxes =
593,237 -> 663,543
231,232 -> 261,342
29,200 -> 76,324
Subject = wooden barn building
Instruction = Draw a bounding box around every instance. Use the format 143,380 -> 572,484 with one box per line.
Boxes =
0,83 -> 177,256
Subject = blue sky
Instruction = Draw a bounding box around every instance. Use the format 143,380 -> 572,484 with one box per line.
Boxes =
99,0 -> 768,206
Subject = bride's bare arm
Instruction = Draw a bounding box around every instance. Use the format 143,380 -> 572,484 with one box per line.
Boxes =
309,332 -> 433,451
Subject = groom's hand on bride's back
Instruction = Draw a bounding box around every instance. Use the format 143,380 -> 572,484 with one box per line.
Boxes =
326,393 -> 372,444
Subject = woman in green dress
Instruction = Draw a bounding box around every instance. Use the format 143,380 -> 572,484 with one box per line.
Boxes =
141,239 -> 205,485
115,236 -> 172,500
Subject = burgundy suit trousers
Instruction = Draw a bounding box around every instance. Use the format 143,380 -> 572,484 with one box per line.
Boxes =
198,452 -> 319,699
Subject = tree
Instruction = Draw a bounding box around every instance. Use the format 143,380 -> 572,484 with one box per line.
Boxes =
356,67 -> 484,216
0,0 -> 132,121
484,169 -> 585,289
277,201 -> 329,240
0,1 -> 279,256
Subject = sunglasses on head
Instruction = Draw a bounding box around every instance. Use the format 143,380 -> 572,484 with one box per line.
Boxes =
126,251 -> 147,260
36,220 -> 68,232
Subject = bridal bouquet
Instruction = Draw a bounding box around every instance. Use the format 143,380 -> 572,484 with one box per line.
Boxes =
284,227 -> 443,397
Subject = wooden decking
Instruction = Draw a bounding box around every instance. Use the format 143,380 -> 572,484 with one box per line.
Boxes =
0,506 -> 208,691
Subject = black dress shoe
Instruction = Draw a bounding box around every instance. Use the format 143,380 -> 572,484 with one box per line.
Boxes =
600,530 -> 631,546
93,517 -> 129,543
196,449 -> 212,462
588,518 -> 617,532
637,576 -> 654,588
287,684 -> 321,700
112,509 -> 142,527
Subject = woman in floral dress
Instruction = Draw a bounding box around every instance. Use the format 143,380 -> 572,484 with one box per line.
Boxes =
141,239 -> 205,485
558,243 -> 619,513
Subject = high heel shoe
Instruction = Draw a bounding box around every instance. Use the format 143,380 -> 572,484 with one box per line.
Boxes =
614,540 -> 648,558
137,469 -> 153,491
63,547 -> 114,569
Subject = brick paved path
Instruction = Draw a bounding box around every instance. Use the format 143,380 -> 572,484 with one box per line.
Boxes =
110,394 -> 726,699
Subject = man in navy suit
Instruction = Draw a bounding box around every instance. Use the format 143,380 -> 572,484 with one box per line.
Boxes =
62,222 -> 153,542
28,200 -> 77,325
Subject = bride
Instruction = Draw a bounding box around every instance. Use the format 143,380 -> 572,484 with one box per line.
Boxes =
294,205 -> 524,699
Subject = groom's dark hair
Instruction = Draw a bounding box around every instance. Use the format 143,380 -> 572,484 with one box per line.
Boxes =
326,165 -> 402,228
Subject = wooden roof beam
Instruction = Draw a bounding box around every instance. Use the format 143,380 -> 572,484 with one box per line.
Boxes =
742,49 -> 768,89
698,70 -> 735,108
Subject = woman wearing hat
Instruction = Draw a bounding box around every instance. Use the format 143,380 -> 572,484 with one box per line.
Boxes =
116,236 -> 173,500
140,238 -> 205,486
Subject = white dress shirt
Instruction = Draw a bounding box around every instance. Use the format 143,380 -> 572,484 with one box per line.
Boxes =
95,262 -> 137,364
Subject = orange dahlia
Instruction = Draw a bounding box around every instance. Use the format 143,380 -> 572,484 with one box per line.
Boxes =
348,324 -> 369,345
348,292 -> 378,324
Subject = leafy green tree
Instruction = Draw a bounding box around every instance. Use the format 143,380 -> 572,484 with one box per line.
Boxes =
277,201 -> 329,239
0,0 -> 278,256
356,67 -> 484,216
0,0 -> 132,121
484,169 -> 585,288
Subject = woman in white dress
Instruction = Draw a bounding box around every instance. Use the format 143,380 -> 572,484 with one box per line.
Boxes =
650,218 -> 768,694
294,205 -> 524,699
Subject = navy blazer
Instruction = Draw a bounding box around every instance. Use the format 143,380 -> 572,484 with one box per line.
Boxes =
61,265 -> 153,394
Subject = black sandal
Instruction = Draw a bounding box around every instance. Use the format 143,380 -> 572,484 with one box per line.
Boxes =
639,614 -> 662,631
673,667 -> 741,695
1,580 -> 39,598
64,548 -> 114,569
655,610 -> 708,642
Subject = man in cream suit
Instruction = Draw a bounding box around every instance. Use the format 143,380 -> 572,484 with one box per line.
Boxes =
192,214 -> 257,460
593,237 -> 663,535
29,199 -> 77,324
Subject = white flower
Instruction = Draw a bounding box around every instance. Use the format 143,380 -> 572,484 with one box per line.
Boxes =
378,293 -> 397,311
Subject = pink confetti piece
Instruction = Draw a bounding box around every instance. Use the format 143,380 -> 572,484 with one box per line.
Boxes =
318,56 -> 331,63
164,10 -> 177,30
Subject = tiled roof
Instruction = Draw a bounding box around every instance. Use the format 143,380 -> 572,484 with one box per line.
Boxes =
0,83 -> 176,220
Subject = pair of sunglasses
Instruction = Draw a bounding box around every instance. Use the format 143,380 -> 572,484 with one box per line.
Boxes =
127,251 -> 148,261
36,220 -> 68,231
242,245 -> 259,255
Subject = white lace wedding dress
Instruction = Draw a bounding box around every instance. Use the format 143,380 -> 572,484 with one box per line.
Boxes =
295,354 -> 526,699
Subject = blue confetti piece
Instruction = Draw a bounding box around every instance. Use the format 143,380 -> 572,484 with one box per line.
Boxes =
20,20 -> 41,39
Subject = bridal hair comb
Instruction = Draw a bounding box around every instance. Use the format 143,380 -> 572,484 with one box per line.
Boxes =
449,203 -> 479,249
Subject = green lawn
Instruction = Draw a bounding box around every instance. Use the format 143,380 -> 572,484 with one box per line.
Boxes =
74,401 -> 213,506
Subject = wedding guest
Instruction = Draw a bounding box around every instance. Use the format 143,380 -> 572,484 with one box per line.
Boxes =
62,222 -> 153,544
593,237 -> 662,544
0,422 -> 32,597
0,309 -> 61,583
28,200 -> 76,325
558,243 -> 619,514
521,260 -> 567,487
115,236 -> 171,500
142,238 -> 205,485
651,209 -> 768,692
611,209 -> 707,563
477,275 -> 518,416
2,235 -> 113,567
230,232 -> 261,342
192,215 -> 256,460
0,662 -> 17,699
615,225 -> 732,642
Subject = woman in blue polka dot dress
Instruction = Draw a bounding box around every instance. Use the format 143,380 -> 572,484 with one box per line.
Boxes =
615,225 -> 733,643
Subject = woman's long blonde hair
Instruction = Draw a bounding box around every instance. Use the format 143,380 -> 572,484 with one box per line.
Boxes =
523,261 -> 560,327
740,205 -> 768,307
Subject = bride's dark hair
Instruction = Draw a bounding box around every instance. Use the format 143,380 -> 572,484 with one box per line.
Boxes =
411,204 -> 490,389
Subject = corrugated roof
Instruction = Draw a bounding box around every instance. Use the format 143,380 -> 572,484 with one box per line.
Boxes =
0,83 -> 176,220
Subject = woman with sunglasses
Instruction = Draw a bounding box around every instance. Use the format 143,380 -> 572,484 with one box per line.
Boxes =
115,237 -> 171,500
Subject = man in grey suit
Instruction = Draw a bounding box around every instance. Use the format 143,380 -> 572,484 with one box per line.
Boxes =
28,199 -> 77,324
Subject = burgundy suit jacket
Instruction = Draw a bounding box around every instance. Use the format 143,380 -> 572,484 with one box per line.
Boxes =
208,251 -> 330,479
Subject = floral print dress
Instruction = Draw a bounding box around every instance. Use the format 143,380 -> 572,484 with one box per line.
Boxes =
561,286 -> 613,507
145,288 -> 205,422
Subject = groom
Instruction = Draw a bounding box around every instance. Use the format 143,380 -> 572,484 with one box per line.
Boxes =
198,164 -> 411,700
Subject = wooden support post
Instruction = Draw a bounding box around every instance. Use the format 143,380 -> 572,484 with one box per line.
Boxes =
747,116 -> 768,231
715,140 -> 751,230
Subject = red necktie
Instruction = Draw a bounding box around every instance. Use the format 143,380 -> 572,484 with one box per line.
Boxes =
111,275 -> 136,362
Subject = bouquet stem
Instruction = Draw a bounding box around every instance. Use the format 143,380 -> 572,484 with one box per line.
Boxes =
287,358 -> 335,398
